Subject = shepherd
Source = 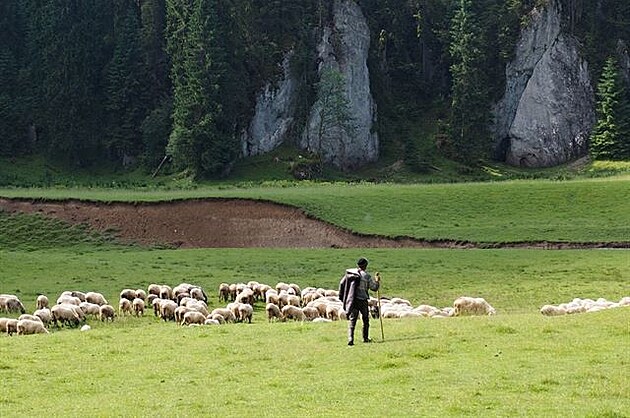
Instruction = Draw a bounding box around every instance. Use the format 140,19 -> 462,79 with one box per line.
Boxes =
339,257 -> 380,346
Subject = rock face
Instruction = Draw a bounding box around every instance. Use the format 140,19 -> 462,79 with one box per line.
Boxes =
494,1 -> 594,167
241,52 -> 298,157
617,40 -> 630,86
300,0 -> 378,170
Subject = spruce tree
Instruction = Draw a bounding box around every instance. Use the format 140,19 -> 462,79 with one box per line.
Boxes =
448,0 -> 491,164
166,0 -> 237,177
590,57 -> 630,160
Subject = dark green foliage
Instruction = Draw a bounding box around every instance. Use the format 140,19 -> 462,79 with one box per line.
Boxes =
315,67 -> 356,143
105,1 -> 147,165
591,57 -> 630,160
448,0 -> 491,164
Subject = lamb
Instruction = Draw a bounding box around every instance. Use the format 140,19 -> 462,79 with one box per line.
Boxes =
190,287 -> 207,303
85,292 -> 108,306
36,295 -> 49,310
182,311 -> 206,326
99,304 -> 116,322
118,298 -> 132,316
174,306 -> 194,323
17,319 -> 49,335
208,313 -> 226,324
0,318 -> 19,335
228,284 -> 237,301
453,297 -> 496,316
204,318 -> 221,326
619,296 -> 630,307
132,298 -> 145,317
281,305 -> 305,322
120,288 -> 137,301
266,303 -> 282,322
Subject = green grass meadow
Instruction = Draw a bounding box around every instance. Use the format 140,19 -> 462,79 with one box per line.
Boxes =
0,176 -> 629,416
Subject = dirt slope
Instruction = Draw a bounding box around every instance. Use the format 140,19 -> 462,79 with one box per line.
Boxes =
0,198 -> 625,249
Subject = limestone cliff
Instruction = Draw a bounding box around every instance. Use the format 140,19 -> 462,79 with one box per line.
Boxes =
299,0 -> 378,170
494,0 -> 594,167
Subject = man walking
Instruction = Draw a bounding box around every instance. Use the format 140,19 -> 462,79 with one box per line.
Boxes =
339,257 -> 380,346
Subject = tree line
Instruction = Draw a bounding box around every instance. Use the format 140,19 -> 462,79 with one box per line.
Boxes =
0,0 -> 627,178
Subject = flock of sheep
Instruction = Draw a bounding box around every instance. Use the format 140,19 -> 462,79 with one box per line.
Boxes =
1,281 -> 628,337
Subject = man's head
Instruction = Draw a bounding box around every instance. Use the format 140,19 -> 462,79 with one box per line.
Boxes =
357,257 -> 368,269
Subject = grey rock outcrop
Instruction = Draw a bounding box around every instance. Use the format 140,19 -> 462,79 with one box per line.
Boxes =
241,52 -> 298,157
494,0 -> 594,167
300,0 -> 378,170
617,40 -> 630,86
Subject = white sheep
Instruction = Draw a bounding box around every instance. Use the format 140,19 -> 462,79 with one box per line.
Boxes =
453,296 -> 496,316
33,308 -> 52,326
85,292 -> 108,306
135,289 -> 147,301
0,317 -> 19,335
540,305 -> 567,316
237,303 -> 253,324
79,302 -> 101,317
99,304 -> 116,322
17,319 -> 49,335
266,303 -> 282,322
36,295 -> 49,310
0,295 -> 26,314
120,288 -> 137,301
118,298 -> 132,316
281,305 -> 305,322
302,306 -> 320,321
182,311 -> 206,326
132,298 -> 145,317
147,284 -> 161,296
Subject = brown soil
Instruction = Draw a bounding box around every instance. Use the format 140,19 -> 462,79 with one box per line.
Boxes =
0,198 -> 626,249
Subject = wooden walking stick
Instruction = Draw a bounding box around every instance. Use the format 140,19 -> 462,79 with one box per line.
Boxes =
376,272 -> 384,341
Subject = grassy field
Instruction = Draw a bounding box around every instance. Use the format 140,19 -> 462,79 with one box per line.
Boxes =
0,247 -> 629,416
2,176 -> 630,243
1,173 -> 629,416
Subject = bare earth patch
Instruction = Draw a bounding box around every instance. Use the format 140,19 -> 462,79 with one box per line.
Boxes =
0,198 -> 626,249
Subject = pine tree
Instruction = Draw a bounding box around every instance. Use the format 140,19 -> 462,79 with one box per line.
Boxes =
448,0 -> 491,164
590,57 -> 630,160
166,0 -> 237,177
105,1 -> 147,164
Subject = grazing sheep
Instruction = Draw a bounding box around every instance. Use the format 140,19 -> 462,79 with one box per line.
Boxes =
266,291 -> 279,306
276,282 -> 290,293
218,283 -> 230,302
132,298 -> 145,317
118,298 -> 132,316
85,292 -> 108,306
0,318 -> 19,335
120,289 -> 137,302
453,297 -> 496,316
147,284 -> 161,296
190,287 -> 207,303
152,298 -> 164,316
99,304 -> 116,322
540,305 -> 567,316
228,284 -> 237,301
175,306 -> 194,323
209,313 -> 226,324
51,304 -> 83,327
0,295 -> 26,314
159,285 -> 174,301
287,295 -> 301,307
17,319 -> 49,335
18,314 -> 42,323
302,306 -> 320,321
237,303 -> 253,324
281,305 -> 305,322
255,284 -> 272,301
160,300 -> 178,321
147,294 -> 159,306
33,308 -> 52,326
56,294 -> 81,306
210,308 -> 235,323
266,303 -> 282,322
204,319 -> 221,326
70,291 -> 86,302
235,288 -> 254,306
36,295 -> 49,310
182,311 -> 206,326
135,289 -> 147,301
186,300 -> 209,317
79,301 -> 101,317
